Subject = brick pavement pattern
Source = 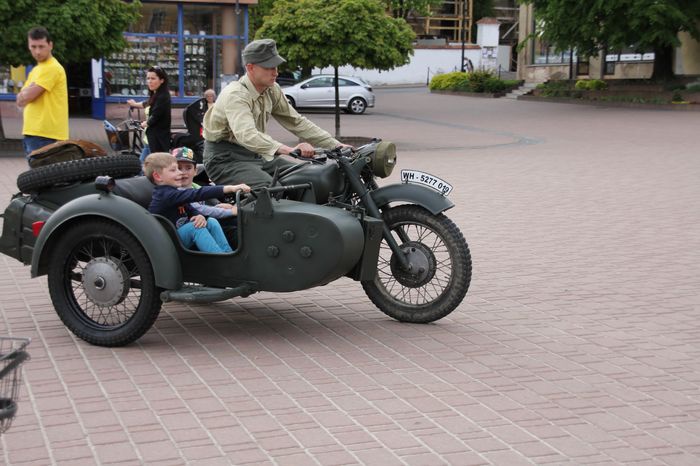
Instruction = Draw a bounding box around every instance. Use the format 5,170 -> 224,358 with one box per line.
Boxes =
1,89 -> 699,465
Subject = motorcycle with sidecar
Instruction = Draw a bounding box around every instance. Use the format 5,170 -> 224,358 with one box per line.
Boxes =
0,140 -> 471,347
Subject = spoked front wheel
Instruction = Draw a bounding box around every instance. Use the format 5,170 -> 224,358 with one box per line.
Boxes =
47,220 -> 162,346
362,205 -> 471,323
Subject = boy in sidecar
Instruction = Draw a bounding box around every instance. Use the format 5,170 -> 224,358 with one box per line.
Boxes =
173,146 -> 240,245
144,152 -> 250,253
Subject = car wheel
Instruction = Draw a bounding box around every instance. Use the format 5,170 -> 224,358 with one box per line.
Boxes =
47,219 -> 162,347
348,97 -> 367,115
286,96 -> 296,108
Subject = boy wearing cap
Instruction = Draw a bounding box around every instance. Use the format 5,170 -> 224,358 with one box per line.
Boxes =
173,146 -> 239,219
144,152 -> 250,253
202,38 -> 352,189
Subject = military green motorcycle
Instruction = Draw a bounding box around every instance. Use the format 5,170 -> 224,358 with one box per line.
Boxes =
273,139 -> 471,325
0,140 -> 470,347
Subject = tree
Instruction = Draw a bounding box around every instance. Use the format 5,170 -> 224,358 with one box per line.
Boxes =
518,0 -> 700,80
257,0 -> 415,137
249,0 -> 276,38
0,0 -> 141,139
383,0 -> 443,19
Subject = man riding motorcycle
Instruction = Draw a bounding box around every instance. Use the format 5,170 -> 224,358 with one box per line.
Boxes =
202,38 -> 351,188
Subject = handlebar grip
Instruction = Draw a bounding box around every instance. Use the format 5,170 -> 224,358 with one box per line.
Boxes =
289,149 -> 302,158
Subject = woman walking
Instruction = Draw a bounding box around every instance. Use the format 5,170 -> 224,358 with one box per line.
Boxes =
127,66 -> 172,160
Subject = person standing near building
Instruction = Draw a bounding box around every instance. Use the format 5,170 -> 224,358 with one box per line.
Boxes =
16,27 -> 68,161
127,66 -> 172,159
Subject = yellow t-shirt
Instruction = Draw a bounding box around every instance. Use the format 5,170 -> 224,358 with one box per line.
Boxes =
22,56 -> 69,140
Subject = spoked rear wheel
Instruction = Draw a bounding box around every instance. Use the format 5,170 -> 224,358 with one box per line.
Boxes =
47,220 -> 162,346
362,205 -> 471,323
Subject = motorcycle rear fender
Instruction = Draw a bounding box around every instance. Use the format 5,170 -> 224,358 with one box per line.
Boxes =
30,193 -> 182,289
370,183 -> 454,215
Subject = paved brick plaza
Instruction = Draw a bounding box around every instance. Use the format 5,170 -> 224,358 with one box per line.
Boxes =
1,89 -> 699,465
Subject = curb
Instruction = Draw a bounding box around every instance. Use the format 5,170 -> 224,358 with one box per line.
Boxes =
518,95 -> 700,111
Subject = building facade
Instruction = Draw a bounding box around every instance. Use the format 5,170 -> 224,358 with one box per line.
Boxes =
0,0 -> 256,119
517,5 -> 700,82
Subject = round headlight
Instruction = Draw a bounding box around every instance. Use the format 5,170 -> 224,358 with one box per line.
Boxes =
371,141 -> 397,178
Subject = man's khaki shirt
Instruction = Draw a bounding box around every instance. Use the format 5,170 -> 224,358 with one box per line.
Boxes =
203,75 -> 340,161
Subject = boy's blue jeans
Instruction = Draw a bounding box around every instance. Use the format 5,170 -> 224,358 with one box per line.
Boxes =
177,218 -> 232,253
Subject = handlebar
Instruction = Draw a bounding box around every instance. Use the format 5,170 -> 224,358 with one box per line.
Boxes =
288,145 -> 356,163
246,182 -> 313,199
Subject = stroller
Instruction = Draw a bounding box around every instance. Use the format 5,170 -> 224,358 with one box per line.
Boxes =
103,108 -> 145,156
171,98 -> 207,163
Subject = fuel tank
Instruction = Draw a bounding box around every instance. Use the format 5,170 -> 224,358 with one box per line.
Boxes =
279,161 -> 345,204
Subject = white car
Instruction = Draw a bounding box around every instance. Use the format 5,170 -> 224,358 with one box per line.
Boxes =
282,75 -> 375,114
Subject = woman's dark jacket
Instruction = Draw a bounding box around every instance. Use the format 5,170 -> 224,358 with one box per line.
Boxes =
145,88 -> 172,152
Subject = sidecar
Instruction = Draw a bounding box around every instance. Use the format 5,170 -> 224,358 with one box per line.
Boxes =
0,156 -> 383,347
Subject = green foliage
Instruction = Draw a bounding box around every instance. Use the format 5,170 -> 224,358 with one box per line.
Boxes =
429,71 -> 520,94
672,92 -> 684,102
466,70 -> 495,92
383,0 -> 443,19
686,83 -> 700,92
518,0 -> 700,61
575,79 -> 607,90
256,0 -> 415,71
249,0 -> 276,38
428,71 -> 467,91
589,79 -> 607,91
0,0 -> 141,65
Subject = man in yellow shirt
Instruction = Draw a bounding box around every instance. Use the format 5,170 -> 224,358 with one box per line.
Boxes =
16,27 -> 69,162
202,39 -> 350,188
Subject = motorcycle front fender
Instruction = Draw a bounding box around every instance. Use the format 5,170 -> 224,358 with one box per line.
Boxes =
370,183 -> 454,215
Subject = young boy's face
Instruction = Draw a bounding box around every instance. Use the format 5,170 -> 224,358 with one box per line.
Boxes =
177,161 -> 196,188
154,161 -> 183,187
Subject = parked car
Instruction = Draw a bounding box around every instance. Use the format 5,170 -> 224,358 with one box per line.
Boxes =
282,75 -> 375,114
275,70 -> 301,87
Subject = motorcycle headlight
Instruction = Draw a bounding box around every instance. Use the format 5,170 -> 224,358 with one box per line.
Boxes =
371,141 -> 396,178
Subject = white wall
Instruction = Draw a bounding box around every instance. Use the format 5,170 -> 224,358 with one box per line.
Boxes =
316,48 -> 487,86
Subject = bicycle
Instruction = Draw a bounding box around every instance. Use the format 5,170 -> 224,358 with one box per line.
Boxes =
103,107 -> 145,156
0,337 -> 30,434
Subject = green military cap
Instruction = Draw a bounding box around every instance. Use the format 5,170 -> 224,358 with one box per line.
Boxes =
242,39 -> 286,68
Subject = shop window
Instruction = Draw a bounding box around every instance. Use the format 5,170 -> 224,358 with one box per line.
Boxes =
183,36 -> 207,96
183,36 -> 238,96
128,4 -> 178,34
104,4 -> 244,99
104,36 -> 179,97
183,5 -> 227,35
531,18 -> 573,65
576,58 -> 590,76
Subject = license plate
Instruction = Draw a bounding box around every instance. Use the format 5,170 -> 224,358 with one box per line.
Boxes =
400,170 -> 453,196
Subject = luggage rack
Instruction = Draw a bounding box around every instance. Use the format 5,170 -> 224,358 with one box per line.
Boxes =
0,336 -> 30,435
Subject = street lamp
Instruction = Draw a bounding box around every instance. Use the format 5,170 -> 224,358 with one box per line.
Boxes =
460,0 -> 467,72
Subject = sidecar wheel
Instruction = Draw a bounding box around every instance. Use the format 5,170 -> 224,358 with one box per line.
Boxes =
362,205 -> 471,323
47,219 -> 162,347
